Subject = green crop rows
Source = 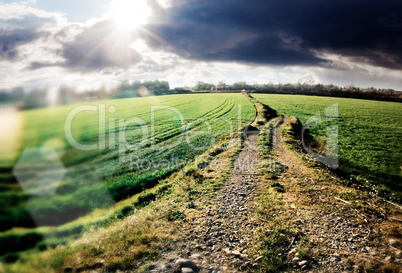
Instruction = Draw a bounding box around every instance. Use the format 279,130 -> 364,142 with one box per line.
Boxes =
0,94 -> 255,241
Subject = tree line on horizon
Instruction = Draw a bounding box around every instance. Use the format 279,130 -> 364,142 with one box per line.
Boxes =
0,80 -> 190,109
0,80 -> 401,110
193,81 -> 402,102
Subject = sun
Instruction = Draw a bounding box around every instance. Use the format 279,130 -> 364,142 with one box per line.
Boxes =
110,0 -> 152,29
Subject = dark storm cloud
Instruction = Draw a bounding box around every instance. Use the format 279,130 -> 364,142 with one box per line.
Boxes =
145,0 -> 402,69
59,20 -> 142,71
0,29 -> 43,59
0,15 -> 54,60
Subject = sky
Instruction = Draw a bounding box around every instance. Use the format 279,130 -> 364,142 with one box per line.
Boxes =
1,0 -> 402,92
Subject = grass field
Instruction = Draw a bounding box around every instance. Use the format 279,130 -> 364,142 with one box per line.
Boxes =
252,94 -> 402,199
2,92 -> 401,271
0,94 -> 255,260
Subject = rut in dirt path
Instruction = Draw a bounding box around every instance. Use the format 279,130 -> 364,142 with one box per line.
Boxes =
149,130 -> 265,273
271,117 -> 308,176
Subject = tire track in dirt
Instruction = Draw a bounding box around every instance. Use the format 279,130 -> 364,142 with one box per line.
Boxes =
149,130 -> 265,273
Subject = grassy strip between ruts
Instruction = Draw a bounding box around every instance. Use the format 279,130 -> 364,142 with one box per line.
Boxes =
242,94 -> 296,272
245,117 -> 298,273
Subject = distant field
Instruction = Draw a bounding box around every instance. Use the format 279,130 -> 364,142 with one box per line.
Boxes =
253,94 -> 402,198
0,94 -> 255,234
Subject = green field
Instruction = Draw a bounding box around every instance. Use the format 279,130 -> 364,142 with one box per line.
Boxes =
253,94 -> 402,198
0,94 -> 255,253
2,92 -> 402,269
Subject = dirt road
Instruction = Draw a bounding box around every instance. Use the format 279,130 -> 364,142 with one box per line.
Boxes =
149,115 -> 401,273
